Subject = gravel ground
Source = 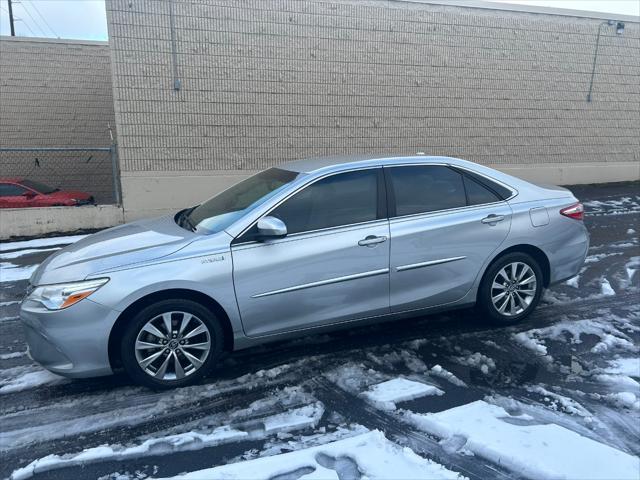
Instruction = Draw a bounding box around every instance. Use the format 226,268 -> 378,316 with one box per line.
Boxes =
0,182 -> 638,480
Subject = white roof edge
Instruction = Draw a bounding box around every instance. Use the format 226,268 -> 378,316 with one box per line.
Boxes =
390,0 -> 639,23
0,35 -> 109,46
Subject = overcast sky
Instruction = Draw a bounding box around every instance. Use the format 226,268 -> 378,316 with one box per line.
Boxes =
0,0 -> 638,41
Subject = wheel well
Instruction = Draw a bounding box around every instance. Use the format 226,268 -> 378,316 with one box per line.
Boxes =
107,289 -> 234,371
484,244 -> 551,288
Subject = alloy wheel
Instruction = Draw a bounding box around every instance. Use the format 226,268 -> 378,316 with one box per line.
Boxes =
134,311 -> 211,380
490,262 -> 537,317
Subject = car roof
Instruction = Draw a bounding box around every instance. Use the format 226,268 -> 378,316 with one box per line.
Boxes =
280,154 -> 473,174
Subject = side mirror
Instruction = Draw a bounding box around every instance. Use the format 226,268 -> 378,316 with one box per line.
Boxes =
256,216 -> 287,239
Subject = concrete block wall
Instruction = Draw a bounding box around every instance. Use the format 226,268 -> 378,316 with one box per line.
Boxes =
0,37 -> 117,203
105,0 -> 640,220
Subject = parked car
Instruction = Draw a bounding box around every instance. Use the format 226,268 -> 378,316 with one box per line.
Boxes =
0,178 -> 94,208
21,156 -> 588,388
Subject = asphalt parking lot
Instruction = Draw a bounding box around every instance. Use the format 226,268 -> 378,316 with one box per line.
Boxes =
0,182 -> 638,480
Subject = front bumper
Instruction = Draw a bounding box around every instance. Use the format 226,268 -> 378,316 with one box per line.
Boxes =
20,297 -> 119,378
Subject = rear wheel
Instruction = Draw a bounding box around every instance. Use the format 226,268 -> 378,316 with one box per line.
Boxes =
478,252 -> 543,324
120,299 -> 223,389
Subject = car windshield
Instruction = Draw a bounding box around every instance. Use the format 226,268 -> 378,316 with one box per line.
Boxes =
185,167 -> 302,234
20,179 -> 58,194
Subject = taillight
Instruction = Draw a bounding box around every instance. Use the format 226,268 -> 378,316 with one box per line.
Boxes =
560,202 -> 584,221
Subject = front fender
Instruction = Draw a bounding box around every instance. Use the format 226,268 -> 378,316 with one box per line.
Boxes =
88,251 -> 243,336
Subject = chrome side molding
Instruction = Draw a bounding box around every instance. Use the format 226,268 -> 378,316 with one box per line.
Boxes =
251,268 -> 390,298
396,256 -> 467,272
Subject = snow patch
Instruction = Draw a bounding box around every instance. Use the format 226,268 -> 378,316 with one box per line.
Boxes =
429,364 -> 467,387
157,430 -> 465,480
0,365 -> 67,394
0,263 -> 39,283
262,403 -> 325,434
0,234 -> 87,252
453,352 -> 496,374
565,275 -> 580,288
10,426 -> 248,480
0,351 -> 27,360
362,377 -> 443,410
0,247 -> 61,260
600,278 -> 615,296
404,400 -> 640,480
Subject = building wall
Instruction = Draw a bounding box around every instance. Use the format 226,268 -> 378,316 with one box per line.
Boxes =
105,0 -> 640,220
0,36 -> 117,203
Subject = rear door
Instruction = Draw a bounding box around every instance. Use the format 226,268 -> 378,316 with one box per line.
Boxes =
231,168 -> 391,337
386,165 -> 512,312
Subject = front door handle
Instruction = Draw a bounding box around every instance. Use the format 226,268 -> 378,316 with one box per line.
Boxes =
481,214 -> 505,225
358,235 -> 387,247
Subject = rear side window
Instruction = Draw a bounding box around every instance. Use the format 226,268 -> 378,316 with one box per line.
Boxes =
0,184 -> 26,196
270,169 -> 379,234
463,176 -> 500,205
386,166 -> 466,216
460,169 -> 512,200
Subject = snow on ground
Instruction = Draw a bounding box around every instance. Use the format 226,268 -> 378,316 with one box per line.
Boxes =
583,196 -> 640,216
600,278 -> 616,296
524,385 -> 592,417
513,315 -> 637,358
403,400 -> 640,480
453,352 -> 496,374
10,402 -> 326,480
11,426 -> 248,480
362,377 -> 443,410
158,430 -> 465,480
0,263 -> 39,283
0,234 -> 87,252
0,351 -> 27,360
0,234 -> 86,283
428,364 -> 467,387
565,275 -> 580,288
605,357 -> 640,378
0,365 -> 68,395
0,248 -> 61,260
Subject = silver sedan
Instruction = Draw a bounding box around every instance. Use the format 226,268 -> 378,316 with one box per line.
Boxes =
21,156 -> 589,388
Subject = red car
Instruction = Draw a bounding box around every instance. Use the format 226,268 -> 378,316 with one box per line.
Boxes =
0,178 -> 94,208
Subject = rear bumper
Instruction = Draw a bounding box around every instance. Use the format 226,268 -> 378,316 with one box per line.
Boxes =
20,298 -> 118,378
546,224 -> 589,285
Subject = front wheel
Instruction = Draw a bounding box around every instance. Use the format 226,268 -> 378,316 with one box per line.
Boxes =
120,299 -> 223,389
477,252 -> 543,325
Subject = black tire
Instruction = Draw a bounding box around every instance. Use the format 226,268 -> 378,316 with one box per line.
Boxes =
120,299 -> 223,389
477,252 -> 544,325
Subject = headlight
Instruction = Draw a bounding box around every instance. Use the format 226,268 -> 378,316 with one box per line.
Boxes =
28,278 -> 109,310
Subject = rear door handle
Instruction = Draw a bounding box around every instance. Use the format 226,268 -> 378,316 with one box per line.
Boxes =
358,235 -> 387,247
481,214 -> 505,224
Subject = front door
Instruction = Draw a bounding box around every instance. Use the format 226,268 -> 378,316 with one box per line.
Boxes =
385,165 -> 512,312
232,168 -> 390,337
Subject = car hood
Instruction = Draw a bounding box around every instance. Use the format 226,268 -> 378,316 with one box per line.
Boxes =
31,215 -> 196,285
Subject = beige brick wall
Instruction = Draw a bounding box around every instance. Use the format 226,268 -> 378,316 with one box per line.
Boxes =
0,37 -> 117,203
105,0 -> 640,218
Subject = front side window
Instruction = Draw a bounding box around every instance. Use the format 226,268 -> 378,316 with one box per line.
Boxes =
269,169 -> 379,235
186,168 -> 302,234
0,184 -> 27,197
387,166 -> 466,216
